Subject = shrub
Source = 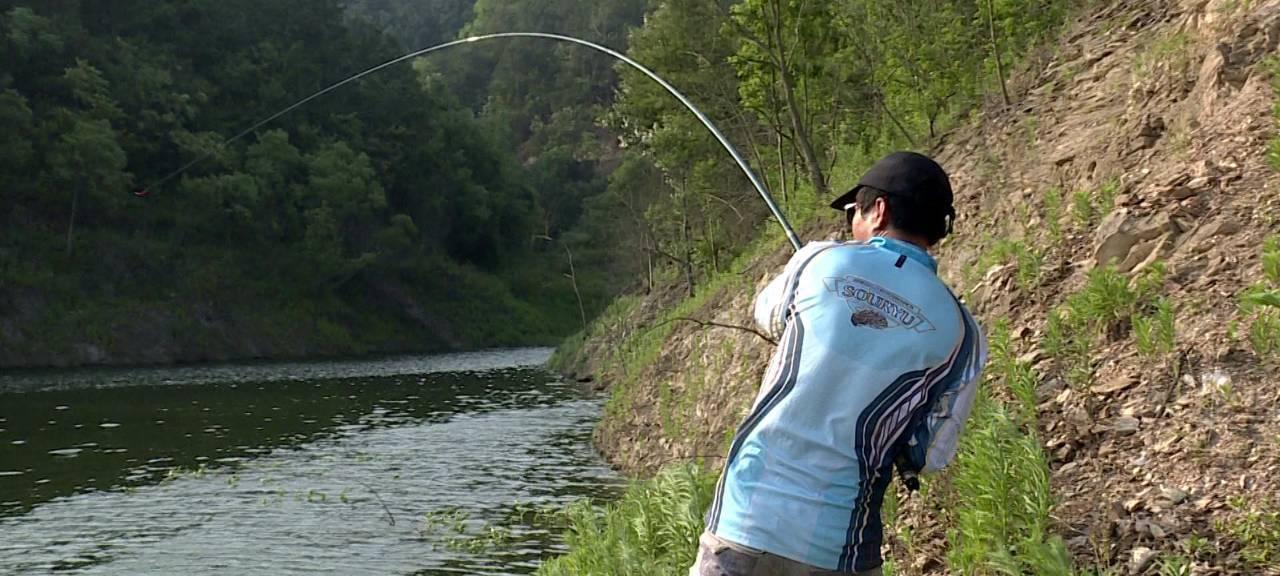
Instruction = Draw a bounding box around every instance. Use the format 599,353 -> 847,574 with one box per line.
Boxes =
536,465 -> 716,576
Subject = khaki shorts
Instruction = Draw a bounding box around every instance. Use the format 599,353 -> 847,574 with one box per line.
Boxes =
689,531 -> 884,576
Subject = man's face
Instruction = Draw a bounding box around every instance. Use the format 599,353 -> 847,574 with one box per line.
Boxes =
847,198 -> 887,242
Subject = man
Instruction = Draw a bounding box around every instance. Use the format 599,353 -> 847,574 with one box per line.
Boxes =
691,152 -> 987,576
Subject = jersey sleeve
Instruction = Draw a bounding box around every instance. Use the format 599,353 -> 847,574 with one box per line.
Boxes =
753,242 -> 833,340
900,305 -> 989,475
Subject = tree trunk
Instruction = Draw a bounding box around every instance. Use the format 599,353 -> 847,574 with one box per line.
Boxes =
645,237 -> 654,295
65,188 -> 80,256
776,52 -> 828,197
562,244 -> 587,332
680,189 -> 695,297
777,132 -> 789,208
987,0 -> 1011,107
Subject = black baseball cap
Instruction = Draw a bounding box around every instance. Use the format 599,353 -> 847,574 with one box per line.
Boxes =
829,151 -> 955,227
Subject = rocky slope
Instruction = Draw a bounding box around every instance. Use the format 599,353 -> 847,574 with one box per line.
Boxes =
558,0 -> 1280,573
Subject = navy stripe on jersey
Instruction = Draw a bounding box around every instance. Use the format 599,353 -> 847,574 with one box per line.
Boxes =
838,367 -> 929,571
839,318 -> 975,572
707,317 -> 806,531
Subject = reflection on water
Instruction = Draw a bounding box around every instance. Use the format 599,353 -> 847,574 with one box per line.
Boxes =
0,349 -> 619,575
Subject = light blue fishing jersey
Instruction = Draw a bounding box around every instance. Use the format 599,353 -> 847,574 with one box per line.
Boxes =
706,238 -> 986,573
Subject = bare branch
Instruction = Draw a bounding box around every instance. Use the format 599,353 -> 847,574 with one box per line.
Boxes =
656,316 -> 777,345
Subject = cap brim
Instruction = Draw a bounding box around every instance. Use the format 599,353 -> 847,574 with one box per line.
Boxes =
829,186 -> 861,211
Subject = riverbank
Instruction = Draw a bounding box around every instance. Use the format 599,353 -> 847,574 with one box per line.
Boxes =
0,257 -> 574,369
547,1 -> 1280,573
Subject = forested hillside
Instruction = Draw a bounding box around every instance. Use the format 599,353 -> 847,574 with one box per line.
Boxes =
0,0 -> 653,367
544,0 -> 1280,574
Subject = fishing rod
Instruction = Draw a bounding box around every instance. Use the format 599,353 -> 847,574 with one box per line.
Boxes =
137,32 -> 803,252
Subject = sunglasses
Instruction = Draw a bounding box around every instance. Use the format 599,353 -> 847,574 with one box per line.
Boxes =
843,202 -> 860,229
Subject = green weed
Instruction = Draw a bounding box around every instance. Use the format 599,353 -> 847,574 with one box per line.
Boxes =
1265,56 -> 1280,171
1185,534 -> 1213,559
969,240 -> 1044,292
536,465 -> 715,576
1156,554 -> 1192,576
1239,237 -> 1280,357
1096,179 -> 1121,215
1044,187 -> 1064,242
944,322 -> 1073,575
1133,31 -> 1195,80
1223,502 -> 1280,567
1072,189 -> 1095,227
1044,265 -> 1169,386
946,392 -> 1072,575
1134,297 -> 1176,357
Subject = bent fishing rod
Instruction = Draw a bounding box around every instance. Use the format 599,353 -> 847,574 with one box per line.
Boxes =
137,32 -> 803,252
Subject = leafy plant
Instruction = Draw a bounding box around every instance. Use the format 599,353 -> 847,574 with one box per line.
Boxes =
969,240 -> 1044,292
946,392 -> 1073,576
536,465 -> 715,576
1044,265 -> 1170,386
1072,189 -> 1095,227
1134,297 -> 1176,357
1096,179 -> 1121,215
1044,187 -> 1065,241
1239,237 -> 1280,357
1224,502 -> 1280,567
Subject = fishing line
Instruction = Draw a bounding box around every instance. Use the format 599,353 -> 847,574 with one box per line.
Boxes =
137,32 -> 802,251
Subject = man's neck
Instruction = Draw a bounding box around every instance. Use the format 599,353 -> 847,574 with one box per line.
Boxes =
880,230 -> 931,251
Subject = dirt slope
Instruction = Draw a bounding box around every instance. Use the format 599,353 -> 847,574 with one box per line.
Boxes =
561,0 -> 1280,573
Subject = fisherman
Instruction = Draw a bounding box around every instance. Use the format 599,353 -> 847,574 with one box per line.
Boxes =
691,152 -> 987,576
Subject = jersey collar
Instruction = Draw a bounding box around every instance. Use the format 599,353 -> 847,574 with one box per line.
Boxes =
868,236 -> 937,274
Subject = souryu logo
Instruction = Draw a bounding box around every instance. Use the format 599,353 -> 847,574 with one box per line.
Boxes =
823,276 -> 936,333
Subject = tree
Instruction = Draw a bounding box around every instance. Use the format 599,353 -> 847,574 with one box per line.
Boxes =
46,115 -> 130,255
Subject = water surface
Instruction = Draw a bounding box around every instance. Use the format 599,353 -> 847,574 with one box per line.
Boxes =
0,349 -> 618,575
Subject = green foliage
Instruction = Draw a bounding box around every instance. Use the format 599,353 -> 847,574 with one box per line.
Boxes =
1156,554 -> 1193,576
1096,179 -> 1121,216
946,330 -> 1073,575
1043,187 -> 1065,241
1223,501 -> 1280,567
1045,265 -> 1170,386
1072,189 -> 1096,227
536,465 -> 716,576
1133,31 -> 1195,81
1239,237 -> 1280,357
2,1 -> 625,358
1264,56 -> 1280,171
970,239 -> 1044,292
1134,297 -> 1176,357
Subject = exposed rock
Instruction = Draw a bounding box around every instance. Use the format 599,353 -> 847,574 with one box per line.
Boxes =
1129,546 -> 1158,574
1159,486 -> 1190,505
1113,416 -> 1142,434
1093,210 -> 1182,269
1183,218 -> 1243,254
1093,374 -> 1139,395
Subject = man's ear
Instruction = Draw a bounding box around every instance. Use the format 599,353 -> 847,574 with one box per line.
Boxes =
872,197 -> 890,232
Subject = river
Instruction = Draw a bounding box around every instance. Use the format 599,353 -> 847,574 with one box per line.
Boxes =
0,348 -> 619,575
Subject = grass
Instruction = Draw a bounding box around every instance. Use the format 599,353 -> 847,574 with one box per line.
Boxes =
945,323 -> 1074,576
1096,179 -> 1121,215
1239,237 -> 1280,357
1221,500 -> 1280,567
1133,31 -> 1195,81
535,465 -> 716,576
1070,179 -> 1120,229
1157,554 -> 1193,576
967,239 -> 1045,293
1134,297 -> 1176,357
1044,187 -> 1065,242
1072,189 -> 1095,227
1266,56 -> 1280,171
1043,264 -> 1170,386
